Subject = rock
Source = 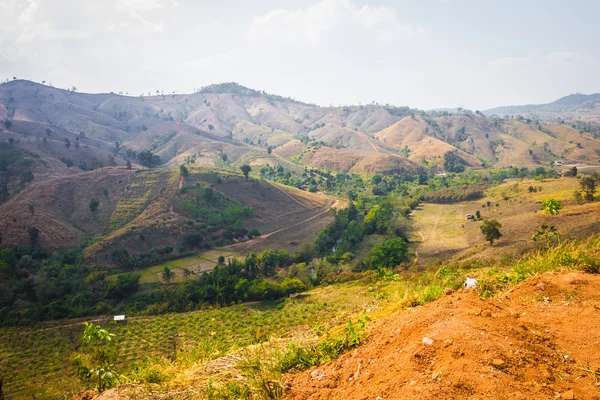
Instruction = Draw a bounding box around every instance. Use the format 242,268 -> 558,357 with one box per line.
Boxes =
491,359 -> 505,367
443,339 -> 453,348
445,288 -> 455,295
536,281 -> 548,291
481,310 -> 492,317
561,389 -> 575,399
422,337 -> 434,346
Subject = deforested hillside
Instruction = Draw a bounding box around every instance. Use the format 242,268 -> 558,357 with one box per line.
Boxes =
2,80 -> 600,178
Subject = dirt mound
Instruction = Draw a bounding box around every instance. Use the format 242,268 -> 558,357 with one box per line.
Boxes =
283,271 -> 600,400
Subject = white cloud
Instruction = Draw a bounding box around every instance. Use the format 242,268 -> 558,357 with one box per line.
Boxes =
248,0 -> 422,43
184,49 -> 239,70
17,0 -> 37,22
489,54 -> 534,68
546,51 -> 580,62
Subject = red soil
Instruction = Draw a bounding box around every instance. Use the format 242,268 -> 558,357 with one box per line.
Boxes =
283,271 -> 600,400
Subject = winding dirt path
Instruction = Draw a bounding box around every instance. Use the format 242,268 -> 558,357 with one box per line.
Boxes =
226,199 -> 339,249
169,175 -> 185,214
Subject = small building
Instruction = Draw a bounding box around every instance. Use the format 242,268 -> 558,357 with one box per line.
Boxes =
113,315 -> 128,322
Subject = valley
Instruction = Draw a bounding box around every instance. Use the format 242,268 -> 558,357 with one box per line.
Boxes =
1,81 -> 600,400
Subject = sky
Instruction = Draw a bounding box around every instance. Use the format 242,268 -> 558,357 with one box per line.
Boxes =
0,0 -> 599,110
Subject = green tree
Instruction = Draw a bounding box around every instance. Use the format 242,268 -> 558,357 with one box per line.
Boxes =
89,198 -> 99,213
72,322 -> 118,392
532,224 -> 561,249
179,164 -> 189,177
64,138 -> 71,150
126,160 -> 132,170
161,266 -> 175,282
579,176 -> 597,201
480,219 -> 502,245
240,164 -> 252,180
368,238 -> 408,268
28,227 -> 39,247
541,199 -> 563,215
183,268 -> 192,279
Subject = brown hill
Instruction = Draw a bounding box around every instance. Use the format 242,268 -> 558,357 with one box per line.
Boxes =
0,168 -> 134,248
373,116 -> 481,168
283,270 -> 600,400
3,80 -> 600,178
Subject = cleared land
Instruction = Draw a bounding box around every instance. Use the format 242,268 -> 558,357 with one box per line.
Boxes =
411,177 -> 600,264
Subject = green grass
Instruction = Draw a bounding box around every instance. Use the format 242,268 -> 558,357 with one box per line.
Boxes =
110,250 -> 237,283
4,234 -> 600,399
0,279 -> 385,399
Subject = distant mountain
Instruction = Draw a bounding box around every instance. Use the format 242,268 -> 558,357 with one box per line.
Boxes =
483,93 -> 600,116
2,79 -> 600,252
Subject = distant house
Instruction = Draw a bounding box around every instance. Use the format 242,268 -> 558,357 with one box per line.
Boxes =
113,315 -> 128,322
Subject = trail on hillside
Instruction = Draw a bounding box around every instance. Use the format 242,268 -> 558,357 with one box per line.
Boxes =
226,199 -> 339,249
169,175 -> 184,214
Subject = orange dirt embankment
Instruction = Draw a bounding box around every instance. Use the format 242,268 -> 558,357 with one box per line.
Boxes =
283,271 -> 600,400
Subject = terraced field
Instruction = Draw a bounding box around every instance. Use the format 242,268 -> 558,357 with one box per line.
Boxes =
108,169 -> 176,231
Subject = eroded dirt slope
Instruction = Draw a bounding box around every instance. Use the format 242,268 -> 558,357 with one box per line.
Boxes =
284,271 -> 600,400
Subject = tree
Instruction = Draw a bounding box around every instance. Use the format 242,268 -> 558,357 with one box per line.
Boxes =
267,146 -> 272,154
570,166 -> 578,177
28,203 -> 35,215
368,238 -> 409,268
126,160 -> 132,170
221,154 -> 228,162
28,226 -> 39,247
89,198 -> 99,213
74,140 -> 80,150
217,255 -> 225,264
179,165 -> 189,177
579,176 -> 597,201
161,266 -> 175,282
541,199 -> 563,215
107,155 -> 116,167
72,322 -> 118,392
480,219 -> 502,245
532,224 -> 561,249
64,138 -> 71,150
240,164 -> 252,180
182,268 -> 192,279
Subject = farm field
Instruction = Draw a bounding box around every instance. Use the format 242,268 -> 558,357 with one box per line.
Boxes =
0,279 -> 395,400
112,249 -> 238,283
410,176 -> 600,264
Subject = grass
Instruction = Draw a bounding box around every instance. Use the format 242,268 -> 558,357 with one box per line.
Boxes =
3,234 -> 600,399
110,250 -> 238,283
0,277 -> 389,399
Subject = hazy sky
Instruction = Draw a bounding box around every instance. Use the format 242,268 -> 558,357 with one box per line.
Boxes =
1,0 -> 599,110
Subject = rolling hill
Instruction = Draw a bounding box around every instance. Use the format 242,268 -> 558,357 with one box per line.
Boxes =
1,80 -> 600,255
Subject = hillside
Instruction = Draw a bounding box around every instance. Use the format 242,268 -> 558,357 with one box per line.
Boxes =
2,80 -> 599,182
484,93 -> 600,122
283,270 -> 600,400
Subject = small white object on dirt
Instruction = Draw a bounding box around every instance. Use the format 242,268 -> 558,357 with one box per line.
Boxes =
464,277 -> 477,290
310,370 -> 320,378
422,337 -> 434,345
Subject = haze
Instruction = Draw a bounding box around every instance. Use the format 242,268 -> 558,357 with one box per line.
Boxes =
1,0 -> 599,110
